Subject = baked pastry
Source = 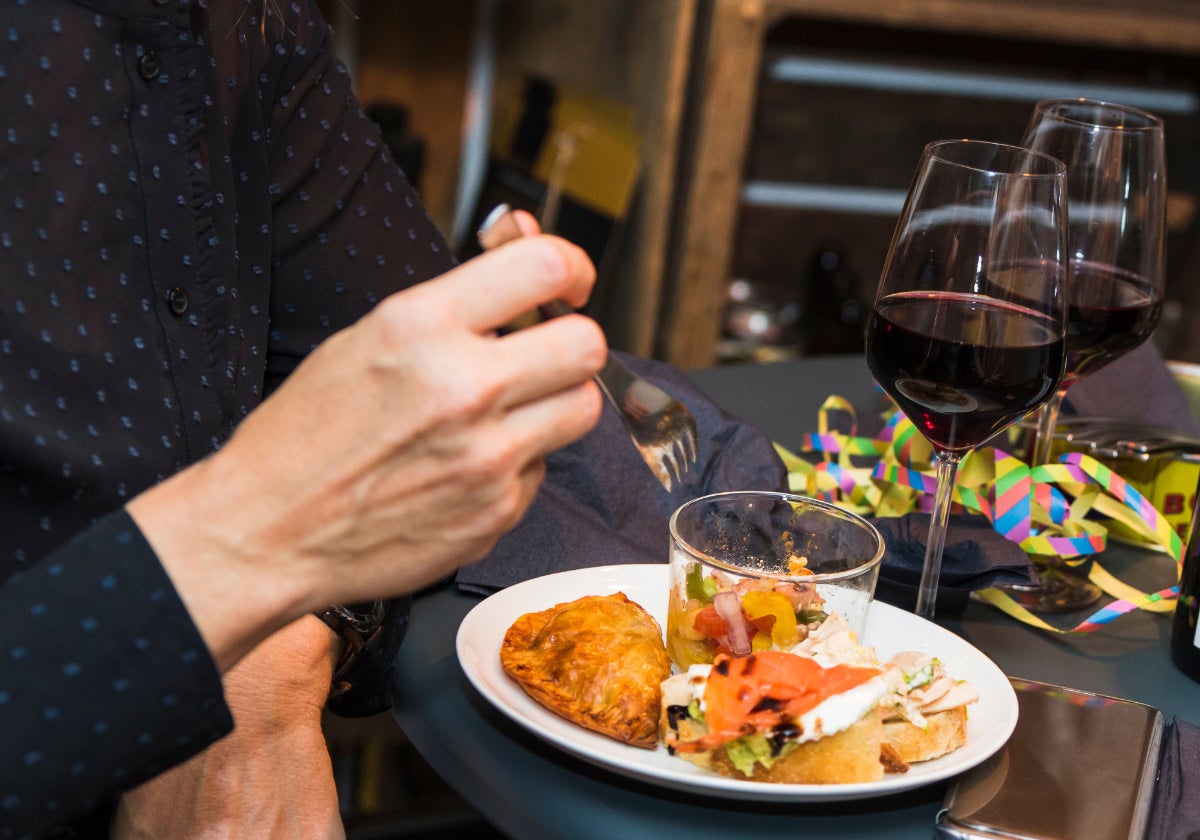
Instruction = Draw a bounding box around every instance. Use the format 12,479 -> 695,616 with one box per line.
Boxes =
500,592 -> 671,749
660,650 -> 890,783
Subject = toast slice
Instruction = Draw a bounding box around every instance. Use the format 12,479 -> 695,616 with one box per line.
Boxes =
882,706 -> 968,763
663,705 -> 886,783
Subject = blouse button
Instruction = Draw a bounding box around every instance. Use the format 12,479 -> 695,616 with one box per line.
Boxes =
138,52 -> 161,81
167,287 -> 188,316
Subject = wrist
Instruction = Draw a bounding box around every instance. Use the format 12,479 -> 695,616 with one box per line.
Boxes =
219,615 -> 343,727
126,456 -> 315,671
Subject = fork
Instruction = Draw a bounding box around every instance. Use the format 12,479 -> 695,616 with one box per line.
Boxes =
1055,417 -> 1200,461
476,202 -> 699,490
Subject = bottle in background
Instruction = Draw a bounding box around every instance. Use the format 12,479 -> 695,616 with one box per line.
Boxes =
799,241 -> 866,355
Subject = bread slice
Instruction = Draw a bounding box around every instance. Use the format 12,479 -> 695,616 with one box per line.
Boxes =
882,706 -> 968,763
664,707 -> 885,784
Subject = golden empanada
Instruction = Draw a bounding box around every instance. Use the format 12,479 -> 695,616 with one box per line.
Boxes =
500,592 -> 671,749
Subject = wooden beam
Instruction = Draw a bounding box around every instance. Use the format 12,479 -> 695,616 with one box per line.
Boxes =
661,0 -> 769,369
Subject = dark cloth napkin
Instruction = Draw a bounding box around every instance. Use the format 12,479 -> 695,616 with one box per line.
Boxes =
1064,342 -> 1200,436
870,512 -> 1038,615
455,351 -> 789,595
456,353 -> 1040,607
1148,717 -> 1200,840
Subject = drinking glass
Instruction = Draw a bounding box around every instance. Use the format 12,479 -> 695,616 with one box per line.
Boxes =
666,491 -> 884,669
865,140 -> 1069,620
1015,99 -> 1166,612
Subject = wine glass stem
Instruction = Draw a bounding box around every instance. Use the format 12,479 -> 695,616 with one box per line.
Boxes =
1031,389 -> 1067,466
915,449 -> 963,620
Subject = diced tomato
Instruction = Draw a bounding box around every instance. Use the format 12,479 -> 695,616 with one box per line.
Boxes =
692,604 -> 729,639
748,613 -> 776,636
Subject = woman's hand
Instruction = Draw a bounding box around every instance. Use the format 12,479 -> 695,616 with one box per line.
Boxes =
128,234 -> 605,670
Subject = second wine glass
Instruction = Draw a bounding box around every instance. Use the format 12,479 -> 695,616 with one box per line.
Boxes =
1015,98 -> 1167,612
1023,98 -> 1167,465
866,140 -> 1069,621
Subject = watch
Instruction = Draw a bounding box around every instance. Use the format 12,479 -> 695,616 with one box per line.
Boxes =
314,595 -> 412,717
316,600 -> 386,697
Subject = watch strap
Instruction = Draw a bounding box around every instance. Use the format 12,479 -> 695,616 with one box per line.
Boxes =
317,595 -> 411,717
317,599 -> 385,689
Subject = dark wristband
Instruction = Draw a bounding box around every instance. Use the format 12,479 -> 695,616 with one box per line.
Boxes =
316,595 -> 412,717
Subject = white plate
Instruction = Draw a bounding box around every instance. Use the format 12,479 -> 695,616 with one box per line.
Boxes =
456,564 -> 1018,803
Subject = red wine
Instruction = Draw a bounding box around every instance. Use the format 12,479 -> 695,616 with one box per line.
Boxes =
1171,473 -> 1200,681
867,292 -> 1064,453
1062,261 -> 1160,385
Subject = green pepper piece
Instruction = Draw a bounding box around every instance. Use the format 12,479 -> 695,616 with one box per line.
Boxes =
797,608 -> 829,626
686,564 -> 710,604
691,564 -> 705,604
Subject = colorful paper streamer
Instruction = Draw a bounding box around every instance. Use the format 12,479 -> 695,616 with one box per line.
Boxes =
782,397 -> 1184,634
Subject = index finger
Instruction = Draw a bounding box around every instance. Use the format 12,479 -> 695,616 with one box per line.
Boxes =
437,235 -> 597,333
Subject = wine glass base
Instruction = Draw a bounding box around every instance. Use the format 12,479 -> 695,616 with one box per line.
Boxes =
996,565 -> 1103,614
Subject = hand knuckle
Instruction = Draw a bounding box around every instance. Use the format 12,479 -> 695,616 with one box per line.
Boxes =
371,293 -> 413,336
372,286 -> 451,347
434,368 -> 503,425
472,456 -> 505,489
522,238 -> 580,297
579,318 -> 607,370
468,490 -> 522,541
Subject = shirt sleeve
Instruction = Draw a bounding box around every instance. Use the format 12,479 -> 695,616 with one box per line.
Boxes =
0,510 -> 232,838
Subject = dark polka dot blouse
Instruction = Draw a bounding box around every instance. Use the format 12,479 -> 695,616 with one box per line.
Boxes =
0,0 -> 454,835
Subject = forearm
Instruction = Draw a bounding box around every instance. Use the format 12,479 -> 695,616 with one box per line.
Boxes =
125,451 -> 321,673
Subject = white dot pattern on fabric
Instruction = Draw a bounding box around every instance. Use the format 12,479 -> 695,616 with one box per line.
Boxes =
0,0 -> 454,836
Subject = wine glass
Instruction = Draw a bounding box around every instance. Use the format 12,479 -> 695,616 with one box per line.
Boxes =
1014,99 -> 1166,612
865,140 -> 1069,620
1024,99 -> 1166,464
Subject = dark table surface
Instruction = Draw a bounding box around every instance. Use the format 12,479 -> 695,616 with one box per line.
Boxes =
392,355 -> 1197,840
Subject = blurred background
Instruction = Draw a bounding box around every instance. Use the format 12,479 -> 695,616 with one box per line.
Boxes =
313,0 -> 1200,835
316,0 -> 1200,369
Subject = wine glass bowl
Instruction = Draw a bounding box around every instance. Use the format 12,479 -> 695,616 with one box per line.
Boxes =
1061,261 -> 1162,388
866,140 -> 1069,620
871,292 -> 1066,454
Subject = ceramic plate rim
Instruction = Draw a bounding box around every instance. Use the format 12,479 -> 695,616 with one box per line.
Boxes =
455,564 -> 1017,803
